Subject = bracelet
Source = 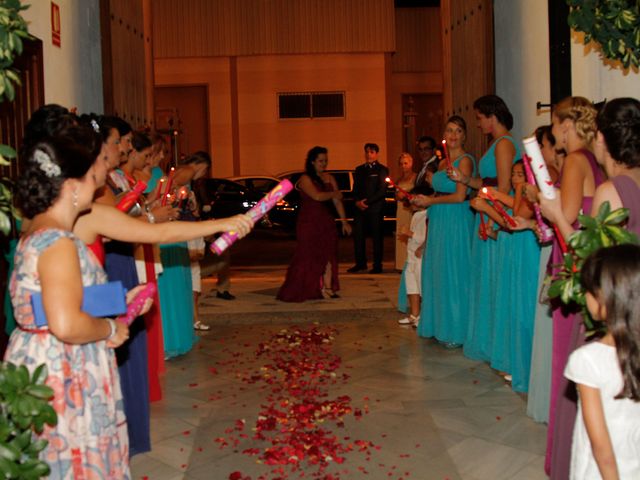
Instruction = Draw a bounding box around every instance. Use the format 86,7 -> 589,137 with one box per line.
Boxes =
146,210 -> 155,224
105,318 -> 117,341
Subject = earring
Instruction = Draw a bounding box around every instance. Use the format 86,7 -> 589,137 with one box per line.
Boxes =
72,188 -> 79,208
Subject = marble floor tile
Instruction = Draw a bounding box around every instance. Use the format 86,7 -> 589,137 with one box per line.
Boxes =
131,270 -> 548,480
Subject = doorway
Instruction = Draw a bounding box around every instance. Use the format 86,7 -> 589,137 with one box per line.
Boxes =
154,85 -> 209,161
402,93 -> 444,157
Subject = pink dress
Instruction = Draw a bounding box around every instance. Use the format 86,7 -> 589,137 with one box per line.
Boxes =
546,149 -> 604,478
4,229 -> 129,479
277,180 -> 339,302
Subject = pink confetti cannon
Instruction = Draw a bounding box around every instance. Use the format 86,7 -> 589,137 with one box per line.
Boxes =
116,282 -> 157,326
522,136 -> 568,252
522,154 -> 554,242
211,179 -> 294,255
522,136 -> 556,200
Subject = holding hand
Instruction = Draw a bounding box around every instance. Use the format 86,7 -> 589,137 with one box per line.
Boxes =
152,205 -> 180,223
341,221 -> 352,236
477,187 -> 496,201
510,216 -> 536,231
411,194 -> 432,208
521,183 -> 539,204
470,197 -> 489,213
355,199 -> 368,211
106,321 -> 130,348
219,213 -> 254,239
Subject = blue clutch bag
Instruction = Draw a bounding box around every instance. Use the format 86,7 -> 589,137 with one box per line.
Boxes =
30,281 -> 128,327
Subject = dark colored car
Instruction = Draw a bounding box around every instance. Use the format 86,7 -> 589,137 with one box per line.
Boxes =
193,178 -> 264,220
228,176 -> 281,195
270,169 -> 397,229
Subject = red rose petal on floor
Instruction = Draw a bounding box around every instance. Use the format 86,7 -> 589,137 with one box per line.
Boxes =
496,416 -> 501,421
182,430 -> 191,435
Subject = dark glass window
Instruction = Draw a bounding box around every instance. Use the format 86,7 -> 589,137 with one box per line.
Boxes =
278,92 -> 345,119
312,93 -> 344,118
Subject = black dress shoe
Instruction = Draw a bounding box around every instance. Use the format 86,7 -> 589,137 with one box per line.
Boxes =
347,265 -> 367,273
368,267 -> 382,274
216,290 -> 236,300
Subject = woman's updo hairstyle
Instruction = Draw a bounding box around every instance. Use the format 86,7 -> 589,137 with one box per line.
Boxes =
596,97 -> 640,168
131,131 -> 152,152
473,95 -> 514,130
16,136 -> 96,218
553,96 -> 597,146
21,104 -> 77,156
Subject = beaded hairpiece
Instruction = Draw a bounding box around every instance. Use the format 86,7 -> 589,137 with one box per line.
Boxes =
90,119 -> 100,132
33,149 -> 61,178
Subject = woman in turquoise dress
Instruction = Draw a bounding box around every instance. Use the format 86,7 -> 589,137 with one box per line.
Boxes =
475,162 -> 541,391
412,115 -> 475,345
450,95 -> 519,362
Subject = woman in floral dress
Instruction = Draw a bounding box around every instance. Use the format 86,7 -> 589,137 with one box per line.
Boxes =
5,133 -> 135,479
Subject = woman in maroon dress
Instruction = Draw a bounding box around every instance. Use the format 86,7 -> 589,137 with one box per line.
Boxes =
277,146 -> 351,302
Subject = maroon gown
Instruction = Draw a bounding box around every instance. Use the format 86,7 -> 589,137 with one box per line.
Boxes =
277,180 -> 339,302
546,149 -> 605,479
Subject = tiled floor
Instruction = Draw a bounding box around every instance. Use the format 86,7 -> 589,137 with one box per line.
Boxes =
131,267 -> 547,480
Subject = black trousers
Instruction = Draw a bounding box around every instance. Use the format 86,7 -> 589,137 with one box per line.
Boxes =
353,207 -> 384,269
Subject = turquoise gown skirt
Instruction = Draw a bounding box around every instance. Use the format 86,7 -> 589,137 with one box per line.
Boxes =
463,213 -> 498,361
490,228 -> 541,391
418,201 -> 474,344
158,242 -> 197,358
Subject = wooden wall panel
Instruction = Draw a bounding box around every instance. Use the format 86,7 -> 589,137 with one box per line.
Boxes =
0,38 -> 44,180
441,0 -> 493,158
392,7 -> 441,73
101,0 -> 152,128
153,0 -> 395,58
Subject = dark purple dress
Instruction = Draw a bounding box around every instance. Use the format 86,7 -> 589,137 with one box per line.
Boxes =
612,175 -> 640,235
277,180 -> 339,302
546,149 -> 605,478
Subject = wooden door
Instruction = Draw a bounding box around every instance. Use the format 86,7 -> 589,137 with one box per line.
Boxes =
154,85 -> 209,161
441,0 -> 494,158
100,0 -> 154,128
402,94 -> 444,157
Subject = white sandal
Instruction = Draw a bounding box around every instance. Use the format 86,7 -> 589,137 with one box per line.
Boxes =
398,314 -> 419,326
193,321 -> 211,331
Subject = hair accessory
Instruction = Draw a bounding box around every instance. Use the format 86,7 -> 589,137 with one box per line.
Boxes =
33,149 -> 61,178
90,119 -> 100,132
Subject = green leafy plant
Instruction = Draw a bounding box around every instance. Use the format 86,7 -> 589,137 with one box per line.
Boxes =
0,362 -> 57,479
567,0 -> 640,69
0,0 -> 30,235
0,0 -> 30,103
548,202 -> 639,332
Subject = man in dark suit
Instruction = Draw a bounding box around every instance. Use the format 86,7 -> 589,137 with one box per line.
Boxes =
414,135 -> 437,195
348,143 -> 389,274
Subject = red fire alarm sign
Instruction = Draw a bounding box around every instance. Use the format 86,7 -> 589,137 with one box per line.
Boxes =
51,2 -> 61,47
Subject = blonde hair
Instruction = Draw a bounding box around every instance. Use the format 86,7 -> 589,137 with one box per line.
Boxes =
398,152 -> 413,166
554,96 -> 597,146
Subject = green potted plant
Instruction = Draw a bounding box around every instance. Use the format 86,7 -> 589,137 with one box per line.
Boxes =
548,201 -> 639,333
0,0 -> 31,234
0,363 -> 56,478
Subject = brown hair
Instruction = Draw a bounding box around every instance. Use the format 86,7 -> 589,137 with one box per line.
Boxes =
582,244 -> 640,401
446,115 -> 467,135
554,96 -> 597,146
